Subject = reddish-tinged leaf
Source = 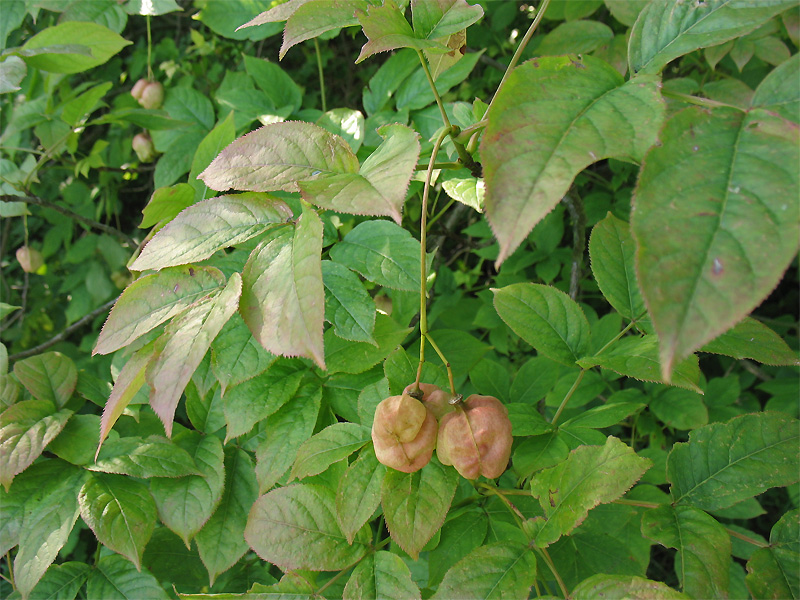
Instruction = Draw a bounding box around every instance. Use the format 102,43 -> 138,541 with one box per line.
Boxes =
94,266 -> 226,355
13,352 -> 77,408
356,0 -> 448,63
236,0 -> 312,30
240,205 -> 325,369
147,274 -> 242,436
482,56 -> 664,266
280,0 -> 369,59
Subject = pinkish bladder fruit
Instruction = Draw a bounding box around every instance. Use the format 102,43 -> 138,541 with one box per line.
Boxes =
403,382 -> 455,420
372,392 -> 437,473
437,394 -> 512,479
132,132 -> 156,162
131,79 -> 164,110
16,246 -> 44,273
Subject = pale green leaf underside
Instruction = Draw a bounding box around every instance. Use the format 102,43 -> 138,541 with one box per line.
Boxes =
482,55 -> 664,265
667,412 -> 800,511
632,107 -> 799,379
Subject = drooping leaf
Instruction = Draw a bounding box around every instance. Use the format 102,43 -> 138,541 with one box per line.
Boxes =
492,283 -> 591,366
642,505 -> 731,599
482,55 -> 664,265
78,473 -> 157,569
196,447 -> 259,586
667,412 -> 800,511
20,21 -> 131,74
300,124 -> 419,224
632,109 -> 798,380
291,422 -> 371,480
24,561 -> 91,600
130,194 -> 292,271
198,121 -> 359,194
324,313 -> 412,374
330,219 -> 429,292
589,213 -> 646,321
94,265 -> 226,355
577,336 -> 703,393
150,431 -> 225,546
322,260 -> 377,345
745,508 -> 799,599
0,399 -> 72,490
382,457 -> 459,559
343,551 -> 421,600
629,0 -> 796,75
98,341 -> 156,455
528,436 -> 651,547
336,445 -> 386,544
12,352 -> 77,408
146,273 -> 241,435
223,360 -> 305,441
572,574 -> 688,599
211,314 -> 276,392
255,384 -> 322,492
246,483 -> 370,571
86,554 -> 169,600
432,542 -> 537,600
240,205 -> 325,369
91,435 -> 201,478
701,316 -> 800,366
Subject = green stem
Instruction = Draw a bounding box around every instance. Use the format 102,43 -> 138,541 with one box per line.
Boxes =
452,119 -> 488,144
613,498 -> 662,509
550,369 -> 585,426
146,16 -> 153,81
414,161 -> 462,171
661,90 -> 734,109
315,551 -> 370,595
415,127 -> 450,389
314,38 -> 327,113
479,483 -> 524,527
426,197 -> 455,230
487,0 -> 551,111
726,527 -> 769,549
536,547 -> 569,598
424,332 -> 457,396
416,49 -> 451,130
5,552 -> 14,590
594,320 -> 637,356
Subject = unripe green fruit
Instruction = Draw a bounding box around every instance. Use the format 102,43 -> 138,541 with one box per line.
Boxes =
372,393 -> 437,473
437,394 -> 512,479
132,132 -> 156,162
16,246 -> 44,273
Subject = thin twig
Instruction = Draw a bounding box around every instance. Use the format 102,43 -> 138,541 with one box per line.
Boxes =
0,195 -> 137,248
314,38 -> 327,113
8,297 -> 117,362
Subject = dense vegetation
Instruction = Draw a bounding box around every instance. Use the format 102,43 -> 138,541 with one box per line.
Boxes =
1,1 -> 798,599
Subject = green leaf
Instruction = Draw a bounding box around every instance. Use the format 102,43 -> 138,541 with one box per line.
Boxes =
48,414 -> 101,466
412,0 -> 484,40
482,55 -> 664,265
363,49 -> 418,115
196,447 -> 259,586
513,431 -> 570,478
246,483 -> 369,571
300,124 -> 420,224
561,402 -> 645,429
336,445 -> 386,544
148,274 -> 241,436
428,509 -> 489,587
701,316 -> 800,366
469,359 -> 510,403
506,404 -> 553,437
536,20 -> 613,55
529,436 -> 651,547
189,112 -> 237,201
24,562 -> 91,600
316,108 -> 366,152
325,313 -> 411,374
125,0 -> 182,16
14,466 -> 85,598
98,342 -> 156,453
322,260 -> 377,345
571,574 -> 688,599
745,508 -> 799,599
150,431 -> 225,546
603,0 -> 648,26
243,55 -> 303,113
642,505 -> 730,599
142,528 -> 209,592
241,205 -> 325,369
291,422 -> 371,480
0,399 -> 72,490
78,473 -> 156,569
578,336 -> 703,393
195,0 -> 282,41
223,361 -> 304,441
509,356 -> 561,406
199,121 -> 359,194
12,352 -> 77,408
432,542 -> 537,600
131,194 -> 291,271
277,0 -> 370,59
356,0 -> 447,63
667,412 -> 800,511
20,22 -> 131,73
441,169 -> 484,212
255,384 -> 322,492
632,107 -> 799,380
382,457 -> 458,559
343,551 -> 421,600
140,184 -> 195,229
94,266 -> 226,355
0,56 -> 27,94
752,52 -> 799,123
492,283 -> 591,366
91,435 -> 202,478
329,220 -> 428,292
588,213 -> 646,321
86,554 -> 168,600
61,82 -> 113,127
650,388 -> 708,430
211,314 -> 276,393
395,51 -> 482,112
629,0 -> 795,75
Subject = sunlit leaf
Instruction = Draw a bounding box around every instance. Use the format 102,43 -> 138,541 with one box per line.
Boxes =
91,435 -> 201,478
572,574 -> 688,599
20,22 -> 131,74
